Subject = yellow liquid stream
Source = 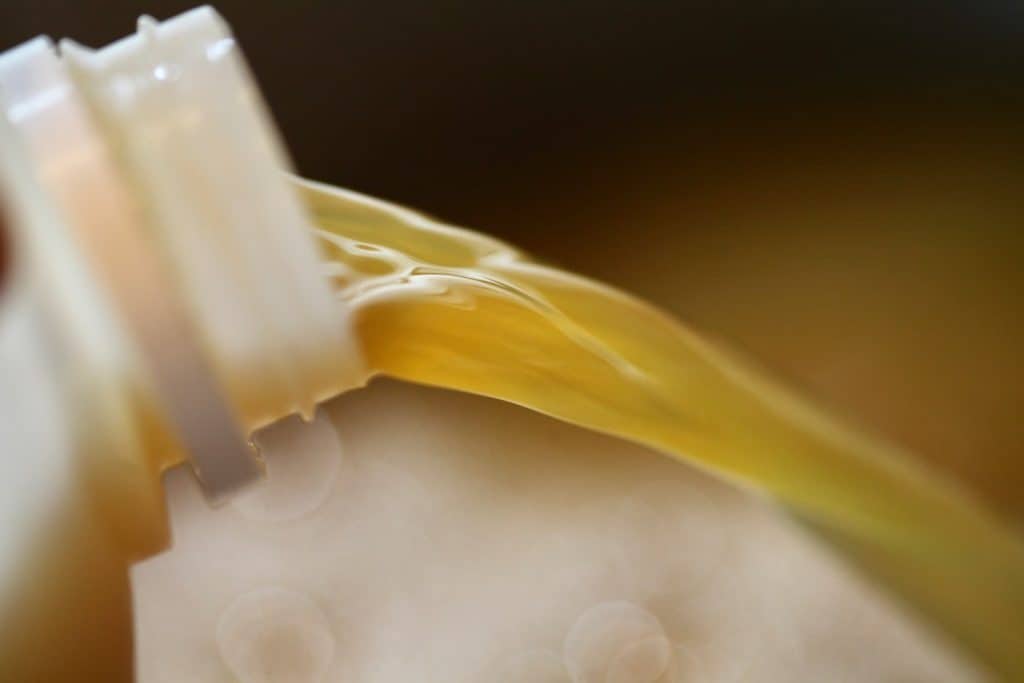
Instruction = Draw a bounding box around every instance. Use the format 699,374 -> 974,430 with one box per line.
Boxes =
297,176 -> 1024,679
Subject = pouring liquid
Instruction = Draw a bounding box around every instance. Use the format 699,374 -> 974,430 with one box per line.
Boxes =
296,177 -> 1024,679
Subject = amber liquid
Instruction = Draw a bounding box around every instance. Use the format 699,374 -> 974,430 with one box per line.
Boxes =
297,177 -> 1024,679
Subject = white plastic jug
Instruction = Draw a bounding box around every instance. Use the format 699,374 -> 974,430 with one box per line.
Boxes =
0,7 -> 980,682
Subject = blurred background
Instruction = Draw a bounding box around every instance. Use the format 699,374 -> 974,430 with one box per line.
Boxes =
2,0 -> 1021,525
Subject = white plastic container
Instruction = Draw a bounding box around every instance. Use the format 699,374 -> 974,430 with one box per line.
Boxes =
0,7 -> 982,682
0,7 -> 362,680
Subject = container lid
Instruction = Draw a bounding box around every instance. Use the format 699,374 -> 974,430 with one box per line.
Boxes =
0,7 -> 365,501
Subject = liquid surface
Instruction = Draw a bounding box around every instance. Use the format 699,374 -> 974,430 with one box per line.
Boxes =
296,176 -> 1024,678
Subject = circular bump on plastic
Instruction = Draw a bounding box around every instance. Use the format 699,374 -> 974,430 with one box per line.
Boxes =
668,644 -> 707,682
232,410 -> 343,523
0,199 -> 9,295
487,649 -> 569,682
564,601 -> 675,683
216,586 -> 335,683
608,479 -> 738,601
606,635 -> 673,683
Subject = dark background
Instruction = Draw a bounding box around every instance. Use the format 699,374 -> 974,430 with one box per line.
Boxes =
5,2 -> 1024,227
2,1 -> 1023,522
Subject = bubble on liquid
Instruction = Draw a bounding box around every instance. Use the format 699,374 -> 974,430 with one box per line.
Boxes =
564,601 -> 674,683
217,586 -> 335,683
232,410 -> 342,523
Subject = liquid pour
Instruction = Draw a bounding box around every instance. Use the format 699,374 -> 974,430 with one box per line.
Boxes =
298,176 -> 1024,679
